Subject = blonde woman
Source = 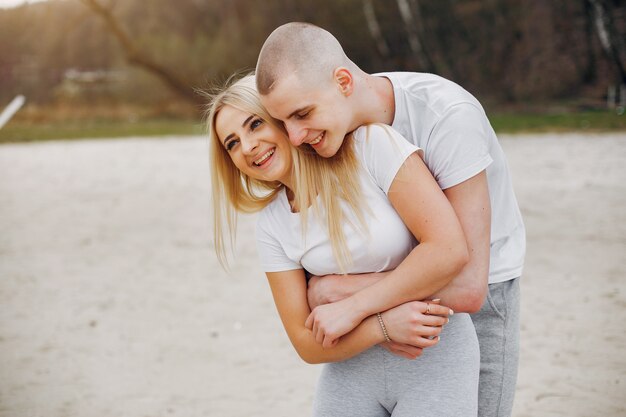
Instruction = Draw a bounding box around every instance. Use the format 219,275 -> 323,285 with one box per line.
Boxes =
206,75 -> 479,416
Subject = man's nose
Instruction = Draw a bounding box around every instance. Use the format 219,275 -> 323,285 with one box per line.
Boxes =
284,121 -> 306,147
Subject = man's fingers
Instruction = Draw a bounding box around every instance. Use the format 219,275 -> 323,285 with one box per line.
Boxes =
310,318 -> 320,344
322,335 -> 337,349
314,324 -> 324,344
393,350 -> 417,360
305,312 -> 314,330
412,335 -> 440,349
391,343 -> 423,357
381,342 -> 423,360
388,343 -> 423,359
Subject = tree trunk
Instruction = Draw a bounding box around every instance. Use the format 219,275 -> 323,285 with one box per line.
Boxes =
362,0 -> 390,59
396,0 -> 434,72
587,0 -> 626,84
79,0 -> 202,105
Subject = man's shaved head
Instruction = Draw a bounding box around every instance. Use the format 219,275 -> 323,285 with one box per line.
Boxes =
256,22 -> 352,95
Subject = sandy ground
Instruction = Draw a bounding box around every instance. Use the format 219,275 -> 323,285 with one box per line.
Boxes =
0,133 -> 624,417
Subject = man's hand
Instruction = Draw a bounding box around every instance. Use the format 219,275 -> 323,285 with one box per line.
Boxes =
307,272 -> 389,310
380,341 -> 424,359
307,274 -> 338,309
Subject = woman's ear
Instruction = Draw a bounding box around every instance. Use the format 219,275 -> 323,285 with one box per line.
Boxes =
333,67 -> 354,97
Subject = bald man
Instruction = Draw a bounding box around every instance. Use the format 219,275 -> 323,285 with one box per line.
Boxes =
256,22 -> 525,417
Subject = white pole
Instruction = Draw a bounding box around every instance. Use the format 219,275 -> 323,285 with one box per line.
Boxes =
0,95 -> 26,130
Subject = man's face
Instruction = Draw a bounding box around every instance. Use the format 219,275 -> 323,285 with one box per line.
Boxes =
260,73 -> 353,158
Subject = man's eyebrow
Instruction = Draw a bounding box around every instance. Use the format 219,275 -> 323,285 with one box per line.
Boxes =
287,106 -> 310,120
222,115 -> 255,145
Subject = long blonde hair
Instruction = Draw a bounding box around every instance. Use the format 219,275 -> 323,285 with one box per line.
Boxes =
203,74 -> 368,271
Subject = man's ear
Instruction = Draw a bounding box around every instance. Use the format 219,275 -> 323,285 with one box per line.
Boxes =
333,67 -> 354,96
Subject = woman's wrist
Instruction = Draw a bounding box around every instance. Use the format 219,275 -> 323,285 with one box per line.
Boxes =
362,315 -> 387,344
376,312 -> 392,343
348,291 -> 373,323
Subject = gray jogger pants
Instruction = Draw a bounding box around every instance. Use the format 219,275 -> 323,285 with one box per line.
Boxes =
471,277 -> 521,417
312,312 -> 479,417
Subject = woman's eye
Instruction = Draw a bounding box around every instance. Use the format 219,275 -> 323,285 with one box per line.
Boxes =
250,118 -> 263,130
296,111 -> 309,120
225,139 -> 239,151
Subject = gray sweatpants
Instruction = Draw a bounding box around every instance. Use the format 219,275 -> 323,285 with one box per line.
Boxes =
312,313 -> 479,417
471,277 -> 521,417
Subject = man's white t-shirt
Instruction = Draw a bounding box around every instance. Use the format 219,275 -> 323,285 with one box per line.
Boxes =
376,72 -> 525,283
256,124 -> 420,276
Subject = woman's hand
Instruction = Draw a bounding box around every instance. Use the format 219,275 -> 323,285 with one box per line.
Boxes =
380,300 -> 452,348
305,297 -> 366,348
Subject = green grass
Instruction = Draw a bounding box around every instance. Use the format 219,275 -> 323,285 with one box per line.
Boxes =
0,119 -> 204,143
0,110 -> 623,144
489,109 -> 625,133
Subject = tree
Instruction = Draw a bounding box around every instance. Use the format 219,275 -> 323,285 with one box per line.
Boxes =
79,0 -> 202,104
586,0 -> 626,84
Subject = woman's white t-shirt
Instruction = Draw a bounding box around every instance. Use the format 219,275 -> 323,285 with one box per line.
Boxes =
256,124 -> 421,276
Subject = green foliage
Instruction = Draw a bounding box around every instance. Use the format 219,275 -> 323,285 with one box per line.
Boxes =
0,0 -> 624,107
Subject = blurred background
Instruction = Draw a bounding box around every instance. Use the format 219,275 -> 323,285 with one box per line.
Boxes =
0,1 -> 625,417
0,0 -> 625,141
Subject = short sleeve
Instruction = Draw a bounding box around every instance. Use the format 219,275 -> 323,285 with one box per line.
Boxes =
255,211 -> 302,272
353,124 -> 423,193
426,103 -> 493,190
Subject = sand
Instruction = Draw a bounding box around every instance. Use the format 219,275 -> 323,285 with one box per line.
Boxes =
0,133 -> 624,416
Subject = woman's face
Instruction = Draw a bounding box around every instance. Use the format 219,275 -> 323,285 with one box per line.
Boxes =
215,105 -> 293,185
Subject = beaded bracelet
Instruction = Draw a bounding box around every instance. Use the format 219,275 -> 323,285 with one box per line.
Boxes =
376,312 -> 392,343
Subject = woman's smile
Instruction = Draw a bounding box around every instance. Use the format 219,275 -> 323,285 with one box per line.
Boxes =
253,148 -> 276,167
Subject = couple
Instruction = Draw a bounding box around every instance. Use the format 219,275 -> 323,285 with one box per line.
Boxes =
206,22 -> 525,417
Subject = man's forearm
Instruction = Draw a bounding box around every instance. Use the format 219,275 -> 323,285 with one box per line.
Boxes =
307,272 -> 386,309
438,171 -> 491,313
429,270 -> 486,313
310,268 -> 485,313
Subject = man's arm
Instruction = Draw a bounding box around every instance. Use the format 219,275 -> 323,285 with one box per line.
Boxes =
307,272 -> 385,309
432,170 -> 490,313
307,171 -> 490,314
